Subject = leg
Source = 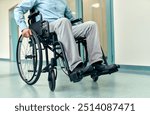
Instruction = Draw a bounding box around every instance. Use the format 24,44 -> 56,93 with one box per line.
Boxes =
73,21 -> 119,73
72,21 -> 103,65
49,18 -> 82,71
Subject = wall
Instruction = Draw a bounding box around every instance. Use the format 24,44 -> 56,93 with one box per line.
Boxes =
114,0 -> 150,66
0,0 -> 20,59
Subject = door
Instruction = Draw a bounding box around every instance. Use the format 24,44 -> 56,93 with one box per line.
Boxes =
67,0 -> 82,18
9,6 -> 18,62
67,0 -> 111,61
82,0 -> 108,56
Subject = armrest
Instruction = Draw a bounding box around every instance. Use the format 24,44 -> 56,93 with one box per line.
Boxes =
71,18 -> 83,25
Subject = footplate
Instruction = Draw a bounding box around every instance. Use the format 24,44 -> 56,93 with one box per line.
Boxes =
69,72 -> 83,83
69,64 -> 120,83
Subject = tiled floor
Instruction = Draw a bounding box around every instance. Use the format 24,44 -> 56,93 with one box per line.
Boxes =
0,61 -> 150,98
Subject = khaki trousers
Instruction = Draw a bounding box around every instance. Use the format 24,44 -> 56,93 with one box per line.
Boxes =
49,18 -> 102,71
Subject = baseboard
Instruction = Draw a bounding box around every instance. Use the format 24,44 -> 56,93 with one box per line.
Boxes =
0,58 -> 10,61
119,65 -> 150,75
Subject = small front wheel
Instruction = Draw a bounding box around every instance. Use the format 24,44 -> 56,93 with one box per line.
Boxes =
48,70 -> 56,91
91,75 -> 99,82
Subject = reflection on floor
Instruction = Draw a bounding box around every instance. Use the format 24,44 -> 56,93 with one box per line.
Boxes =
0,60 -> 150,98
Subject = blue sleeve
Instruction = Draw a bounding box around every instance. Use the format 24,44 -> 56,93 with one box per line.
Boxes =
14,0 -> 37,31
65,6 -> 75,21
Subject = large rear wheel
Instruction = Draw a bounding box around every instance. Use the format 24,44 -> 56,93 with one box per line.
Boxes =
16,30 -> 43,85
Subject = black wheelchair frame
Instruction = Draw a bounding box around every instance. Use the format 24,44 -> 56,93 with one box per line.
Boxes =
16,10 -> 119,91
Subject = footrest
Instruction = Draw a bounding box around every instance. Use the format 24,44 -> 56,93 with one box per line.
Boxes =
69,72 -> 83,83
81,64 -> 120,76
69,64 -> 120,83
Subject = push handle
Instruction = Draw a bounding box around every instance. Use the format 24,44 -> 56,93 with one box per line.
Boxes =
28,11 -> 40,20
28,11 -> 43,25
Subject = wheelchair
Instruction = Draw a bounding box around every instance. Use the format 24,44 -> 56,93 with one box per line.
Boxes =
16,10 -> 120,91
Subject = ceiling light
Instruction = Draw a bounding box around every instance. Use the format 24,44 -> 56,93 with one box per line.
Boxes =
92,3 -> 100,8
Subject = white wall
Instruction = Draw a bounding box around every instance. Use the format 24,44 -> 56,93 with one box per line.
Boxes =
0,0 -> 20,59
114,0 -> 150,66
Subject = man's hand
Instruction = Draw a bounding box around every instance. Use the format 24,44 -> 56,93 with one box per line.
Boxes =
22,28 -> 32,38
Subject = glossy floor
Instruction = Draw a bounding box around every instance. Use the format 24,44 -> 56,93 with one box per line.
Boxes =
0,61 -> 150,98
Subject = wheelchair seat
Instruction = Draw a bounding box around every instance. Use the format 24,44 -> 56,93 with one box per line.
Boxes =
16,10 -> 120,92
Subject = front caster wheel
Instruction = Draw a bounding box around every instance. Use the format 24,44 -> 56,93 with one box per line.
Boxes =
91,75 -> 99,82
48,70 -> 56,91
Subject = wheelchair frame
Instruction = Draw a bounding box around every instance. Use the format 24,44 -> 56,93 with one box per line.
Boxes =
16,10 -> 119,91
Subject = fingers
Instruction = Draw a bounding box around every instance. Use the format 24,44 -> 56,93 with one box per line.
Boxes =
29,29 -> 32,36
22,29 -> 32,38
24,32 -> 30,38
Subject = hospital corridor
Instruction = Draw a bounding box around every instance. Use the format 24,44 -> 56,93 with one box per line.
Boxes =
0,0 -> 150,98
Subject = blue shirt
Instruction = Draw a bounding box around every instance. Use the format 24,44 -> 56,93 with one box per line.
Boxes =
14,0 -> 74,31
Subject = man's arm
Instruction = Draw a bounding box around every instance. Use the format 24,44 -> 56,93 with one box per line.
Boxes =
14,0 -> 37,32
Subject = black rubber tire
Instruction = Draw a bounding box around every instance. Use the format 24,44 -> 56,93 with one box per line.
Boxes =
16,30 -> 43,85
91,75 -> 99,82
48,70 -> 56,92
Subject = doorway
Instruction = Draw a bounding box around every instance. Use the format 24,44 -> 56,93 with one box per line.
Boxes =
82,0 -> 108,56
9,5 -> 18,62
67,0 -> 82,18
67,0 -> 114,63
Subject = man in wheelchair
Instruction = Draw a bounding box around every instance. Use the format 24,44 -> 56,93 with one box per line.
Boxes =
14,0 -> 119,83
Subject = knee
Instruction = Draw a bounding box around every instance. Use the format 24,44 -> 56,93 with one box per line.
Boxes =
86,21 -> 97,28
59,18 -> 71,25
